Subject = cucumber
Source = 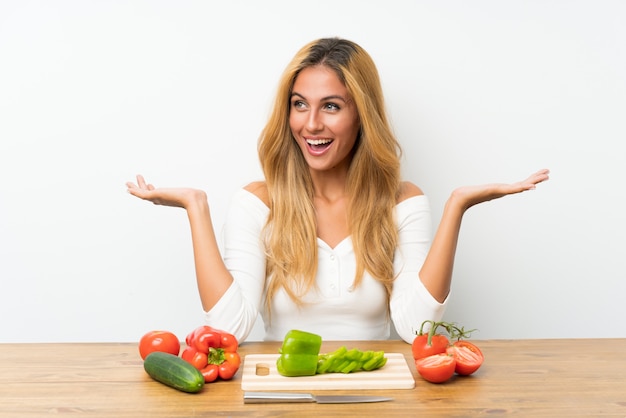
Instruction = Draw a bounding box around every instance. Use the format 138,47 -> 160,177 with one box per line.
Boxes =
143,351 -> 205,393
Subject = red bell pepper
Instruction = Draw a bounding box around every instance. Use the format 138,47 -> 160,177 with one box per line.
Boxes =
181,325 -> 241,383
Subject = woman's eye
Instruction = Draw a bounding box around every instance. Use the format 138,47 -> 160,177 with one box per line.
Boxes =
292,100 -> 307,109
323,103 -> 340,111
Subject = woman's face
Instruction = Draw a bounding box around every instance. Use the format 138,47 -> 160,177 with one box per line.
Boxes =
289,65 -> 360,175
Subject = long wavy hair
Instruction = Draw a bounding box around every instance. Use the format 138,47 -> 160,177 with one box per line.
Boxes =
258,38 -> 402,314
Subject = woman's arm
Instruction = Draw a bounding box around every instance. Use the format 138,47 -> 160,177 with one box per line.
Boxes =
419,169 -> 550,302
126,175 -> 233,311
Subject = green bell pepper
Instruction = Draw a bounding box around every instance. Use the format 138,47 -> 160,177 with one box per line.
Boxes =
276,330 -> 322,377
276,329 -> 388,377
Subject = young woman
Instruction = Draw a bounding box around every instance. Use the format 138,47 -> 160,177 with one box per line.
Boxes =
126,38 -> 549,343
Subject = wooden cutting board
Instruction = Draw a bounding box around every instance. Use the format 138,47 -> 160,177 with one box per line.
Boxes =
240,353 -> 415,391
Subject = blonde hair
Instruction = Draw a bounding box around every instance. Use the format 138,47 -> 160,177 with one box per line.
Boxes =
258,38 -> 402,314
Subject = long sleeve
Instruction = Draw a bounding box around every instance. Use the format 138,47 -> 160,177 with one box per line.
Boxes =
390,195 -> 448,343
203,189 -> 269,342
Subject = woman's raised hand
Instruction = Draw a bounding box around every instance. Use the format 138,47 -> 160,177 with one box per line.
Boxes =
451,169 -> 550,211
126,175 -> 207,209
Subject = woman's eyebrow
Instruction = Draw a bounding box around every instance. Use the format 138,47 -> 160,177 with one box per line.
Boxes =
290,92 -> 349,103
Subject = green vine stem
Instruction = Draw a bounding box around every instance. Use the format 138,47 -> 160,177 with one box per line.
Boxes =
417,320 -> 477,345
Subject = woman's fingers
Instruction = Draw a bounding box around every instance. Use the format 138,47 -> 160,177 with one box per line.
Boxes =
125,178 -> 198,209
126,174 -> 156,200
520,169 -> 550,191
126,175 -> 155,192
530,168 -> 550,183
136,174 -> 148,189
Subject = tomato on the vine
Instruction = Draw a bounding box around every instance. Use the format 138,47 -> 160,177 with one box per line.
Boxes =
415,353 -> 456,383
412,333 -> 449,361
446,340 -> 484,376
138,330 -> 181,360
412,320 -> 477,361
412,320 -> 454,361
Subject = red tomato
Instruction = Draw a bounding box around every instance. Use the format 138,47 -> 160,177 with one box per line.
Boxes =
446,341 -> 484,376
138,330 -> 180,360
415,353 -> 456,383
412,334 -> 449,361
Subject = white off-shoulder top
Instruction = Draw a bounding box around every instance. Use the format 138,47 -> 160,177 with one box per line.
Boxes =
204,188 -> 447,343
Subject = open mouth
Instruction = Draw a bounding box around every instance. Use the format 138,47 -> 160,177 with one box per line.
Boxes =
306,138 -> 333,153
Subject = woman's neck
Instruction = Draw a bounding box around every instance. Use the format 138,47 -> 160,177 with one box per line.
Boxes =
309,168 -> 349,204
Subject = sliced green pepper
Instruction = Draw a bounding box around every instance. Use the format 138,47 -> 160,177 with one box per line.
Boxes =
276,330 -> 322,377
317,347 -> 387,374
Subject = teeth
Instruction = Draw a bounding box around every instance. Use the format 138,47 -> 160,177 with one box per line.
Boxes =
306,138 -> 332,145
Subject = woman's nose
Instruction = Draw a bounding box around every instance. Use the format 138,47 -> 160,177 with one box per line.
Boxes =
306,110 -> 323,132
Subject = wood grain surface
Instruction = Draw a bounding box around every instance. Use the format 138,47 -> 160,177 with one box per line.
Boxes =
1,339 -> 625,417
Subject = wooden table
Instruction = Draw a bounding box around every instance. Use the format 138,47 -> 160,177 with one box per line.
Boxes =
1,339 -> 625,417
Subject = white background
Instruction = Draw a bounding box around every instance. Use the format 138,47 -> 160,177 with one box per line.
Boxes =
1,1 -> 625,343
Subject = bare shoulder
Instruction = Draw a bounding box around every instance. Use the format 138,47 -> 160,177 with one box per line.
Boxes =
398,181 -> 424,203
244,181 -> 270,207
